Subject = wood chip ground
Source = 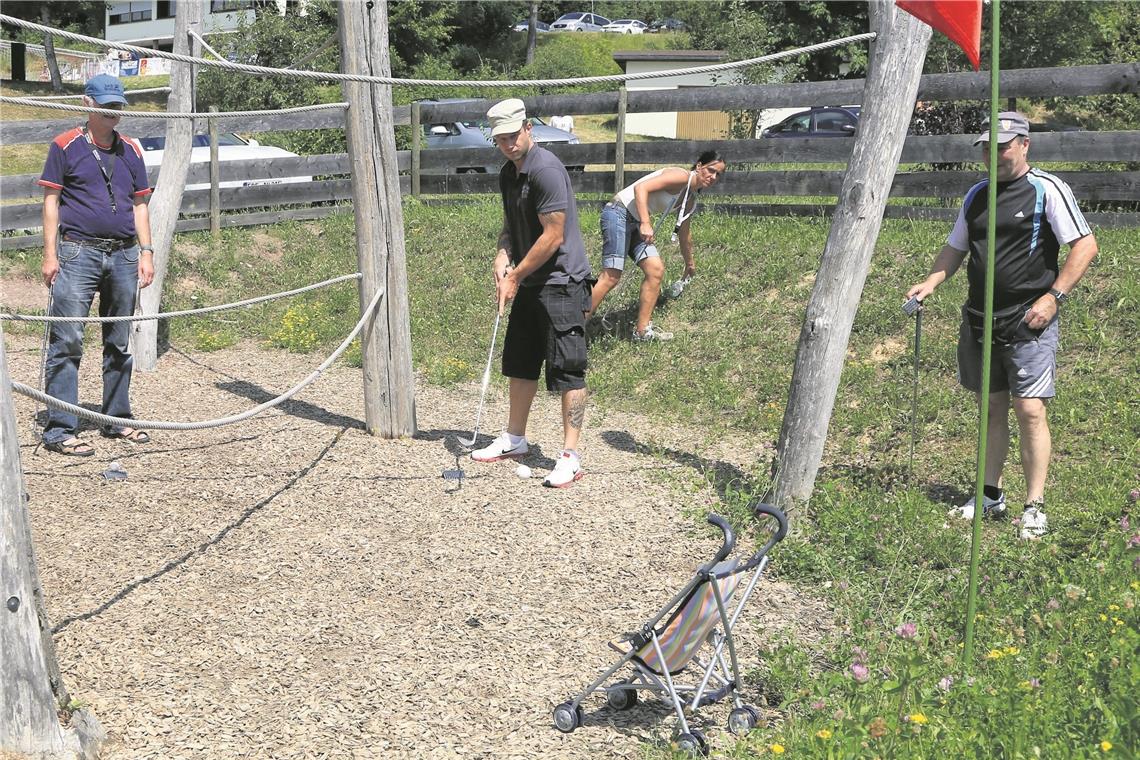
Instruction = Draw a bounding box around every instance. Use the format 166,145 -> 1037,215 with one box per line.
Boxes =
6,335 -> 834,758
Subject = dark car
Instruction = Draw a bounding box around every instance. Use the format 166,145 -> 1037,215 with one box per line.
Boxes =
648,18 -> 687,33
761,106 -> 861,138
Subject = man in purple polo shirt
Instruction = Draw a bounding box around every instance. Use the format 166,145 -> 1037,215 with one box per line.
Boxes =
37,74 -> 155,456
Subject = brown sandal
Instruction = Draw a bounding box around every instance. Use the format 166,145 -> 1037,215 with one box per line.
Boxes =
102,427 -> 151,444
44,438 -> 96,457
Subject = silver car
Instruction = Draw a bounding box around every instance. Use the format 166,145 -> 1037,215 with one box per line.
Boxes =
419,99 -> 581,174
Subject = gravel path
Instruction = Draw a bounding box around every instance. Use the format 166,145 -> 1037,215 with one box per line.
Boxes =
6,334 -> 834,759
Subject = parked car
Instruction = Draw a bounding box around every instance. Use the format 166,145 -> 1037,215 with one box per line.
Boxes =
550,12 -> 610,32
647,18 -> 687,33
139,133 -> 311,191
761,106 -> 861,138
603,19 -> 648,34
511,20 -> 551,33
418,99 -> 581,174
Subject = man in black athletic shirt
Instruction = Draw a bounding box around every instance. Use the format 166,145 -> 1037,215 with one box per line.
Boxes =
906,112 -> 1098,539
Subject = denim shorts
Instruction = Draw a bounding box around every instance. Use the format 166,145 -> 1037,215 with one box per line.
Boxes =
502,280 -> 590,392
600,202 -> 659,272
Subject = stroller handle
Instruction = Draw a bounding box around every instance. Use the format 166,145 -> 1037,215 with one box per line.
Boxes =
730,502 -> 789,574
706,514 -> 736,563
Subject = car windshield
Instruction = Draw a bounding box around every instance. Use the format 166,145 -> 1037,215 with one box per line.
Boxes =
557,13 -> 583,21
139,134 -> 248,150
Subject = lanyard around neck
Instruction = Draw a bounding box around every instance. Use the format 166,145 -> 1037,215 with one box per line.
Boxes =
82,127 -> 119,214
672,170 -> 697,232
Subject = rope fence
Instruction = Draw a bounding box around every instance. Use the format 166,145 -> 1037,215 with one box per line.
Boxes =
2,273 -> 364,324
11,287 -> 384,431
0,95 -> 349,119
0,14 -> 874,89
16,87 -> 172,101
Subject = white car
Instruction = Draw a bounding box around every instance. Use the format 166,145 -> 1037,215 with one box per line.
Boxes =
602,19 -> 647,34
139,133 -> 311,191
549,12 -> 610,32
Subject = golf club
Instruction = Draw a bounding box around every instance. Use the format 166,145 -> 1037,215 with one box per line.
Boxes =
904,297 -> 923,482
456,310 -> 502,449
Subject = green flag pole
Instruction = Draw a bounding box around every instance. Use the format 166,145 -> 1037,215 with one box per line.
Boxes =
963,0 -> 1001,667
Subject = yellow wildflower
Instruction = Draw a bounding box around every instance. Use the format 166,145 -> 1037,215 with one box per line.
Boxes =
986,649 -> 1004,660
1003,646 -> 1020,656
1101,741 -> 1113,752
909,713 -> 928,725
1108,604 -> 1120,611
816,729 -> 832,740
771,744 -> 786,755
1100,614 -> 1109,622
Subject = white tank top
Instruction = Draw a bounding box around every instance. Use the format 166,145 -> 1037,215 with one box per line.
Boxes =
615,169 -> 693,222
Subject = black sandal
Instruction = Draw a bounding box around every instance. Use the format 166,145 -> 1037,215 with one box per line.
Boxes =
102,427 -> 151,444
44,438 -> 96,457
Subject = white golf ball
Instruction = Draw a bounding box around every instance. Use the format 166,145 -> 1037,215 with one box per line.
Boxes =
515,464 -> 532,479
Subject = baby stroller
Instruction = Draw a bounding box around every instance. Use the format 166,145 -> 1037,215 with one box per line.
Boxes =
553,502 -> 788,755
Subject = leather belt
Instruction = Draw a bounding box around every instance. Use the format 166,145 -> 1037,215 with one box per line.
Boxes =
62,234 -> 137,251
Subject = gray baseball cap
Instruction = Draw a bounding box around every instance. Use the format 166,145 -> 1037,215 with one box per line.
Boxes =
974,111 -> 1030,145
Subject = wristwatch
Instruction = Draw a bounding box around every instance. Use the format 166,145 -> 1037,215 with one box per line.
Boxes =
1048,287 -> 1067,304
140,245 -> 155,254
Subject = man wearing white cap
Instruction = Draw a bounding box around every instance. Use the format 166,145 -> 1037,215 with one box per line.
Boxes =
470,98 -> 592,488
906,111 -> 1099,538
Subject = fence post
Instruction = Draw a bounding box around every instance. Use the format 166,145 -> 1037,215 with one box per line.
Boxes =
209,105 -> 220,240
614,87 -> 627,195
134,0 -> 203,371
411,100 -> 421,198
0,325 -> 105,757
337,0 -> 417,437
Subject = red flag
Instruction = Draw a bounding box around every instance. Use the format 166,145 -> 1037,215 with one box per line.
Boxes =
896,0 -> 982,71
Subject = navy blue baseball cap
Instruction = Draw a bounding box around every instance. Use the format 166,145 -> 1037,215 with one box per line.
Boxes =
85,74 -> 127,106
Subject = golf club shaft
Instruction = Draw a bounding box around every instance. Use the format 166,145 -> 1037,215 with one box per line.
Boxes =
468,311 -> 501,440
909,308 -> 922,481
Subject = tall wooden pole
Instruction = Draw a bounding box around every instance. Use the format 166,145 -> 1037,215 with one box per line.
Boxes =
338,0 -> 417,437
135,0 -> 204,370
614,87 -> 627,195
1,326 -> 104,758
770,0 -> 931,511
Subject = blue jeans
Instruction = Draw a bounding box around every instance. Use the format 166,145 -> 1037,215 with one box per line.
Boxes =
42,240 -> 140,444
600,202 -> 659,271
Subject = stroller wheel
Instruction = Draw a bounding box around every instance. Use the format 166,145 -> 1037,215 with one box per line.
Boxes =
553,701 -> 583,734
728,705 -> 759,735
675,730 -> 709,756
605,682 -> 639,711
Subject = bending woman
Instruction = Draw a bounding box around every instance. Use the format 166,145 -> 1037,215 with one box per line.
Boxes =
589,150 -> 726,341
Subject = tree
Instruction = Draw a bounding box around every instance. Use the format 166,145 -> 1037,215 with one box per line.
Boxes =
0,2 -> 104,90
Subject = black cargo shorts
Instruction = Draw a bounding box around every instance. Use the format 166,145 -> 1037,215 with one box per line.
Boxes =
502,279 -> 590,392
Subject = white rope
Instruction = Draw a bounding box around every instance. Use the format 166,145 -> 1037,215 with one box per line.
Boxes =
10,287 -> 384,431
0,14 -> 874,89
0,95 -> 349,119
189,29 -> 227,62
2,273 -> 363,324
17,87 -> 172,101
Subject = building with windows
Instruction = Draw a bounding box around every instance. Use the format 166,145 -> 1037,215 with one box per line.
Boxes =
611,51 -> 742,140
104,1 -> 259,50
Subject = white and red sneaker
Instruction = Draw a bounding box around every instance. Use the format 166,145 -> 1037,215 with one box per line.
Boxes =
543,450 -> 584,488
471,433 -> 529,462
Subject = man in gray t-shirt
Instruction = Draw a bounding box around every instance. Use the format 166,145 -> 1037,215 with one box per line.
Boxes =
470,99 -> 591,489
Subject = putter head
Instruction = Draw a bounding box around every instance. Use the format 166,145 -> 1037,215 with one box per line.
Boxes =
902,296 -> 922,317
454,431 -> 478,449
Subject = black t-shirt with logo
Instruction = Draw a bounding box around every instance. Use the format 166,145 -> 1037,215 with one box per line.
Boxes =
948,168 -> 1091,312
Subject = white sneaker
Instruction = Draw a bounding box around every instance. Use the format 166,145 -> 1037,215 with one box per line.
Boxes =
633,322 -> 673,342
543,450 -> 583,488
948,492 -> 1007,520
1020,505 -> 1048,539
471,433 -> 528,462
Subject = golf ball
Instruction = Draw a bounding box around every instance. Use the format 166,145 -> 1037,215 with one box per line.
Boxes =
515,464 -> 532,479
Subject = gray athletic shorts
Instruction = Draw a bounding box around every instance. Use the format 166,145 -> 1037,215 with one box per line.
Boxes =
957,316 -> 1059,398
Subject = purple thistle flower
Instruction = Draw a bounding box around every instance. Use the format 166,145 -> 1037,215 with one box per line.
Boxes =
895,622 -> 918,640
1122,515 -> 1131,531
1029,678 -> 1041,688
852,646 -> 868,663
811,700 -> 826,711
851,662 -> 870,683
1127,533 -> 1140,549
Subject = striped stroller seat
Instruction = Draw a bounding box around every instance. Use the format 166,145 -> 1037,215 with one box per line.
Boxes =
553,503 -> 788,757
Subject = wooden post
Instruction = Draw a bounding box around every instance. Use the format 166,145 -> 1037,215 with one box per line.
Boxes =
1,325 -> 105,758
614,87 -> 627,194
209,105 -> 220,240
337,0 -> 417,437
410,100 -> 421,198
134,0 -> 203,371
770,0 -> 932,512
